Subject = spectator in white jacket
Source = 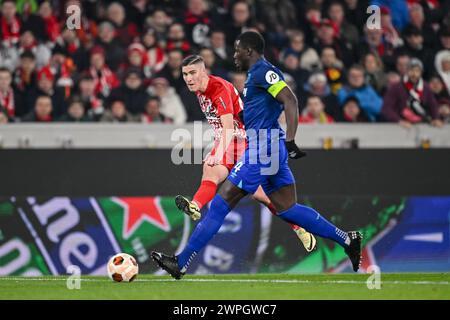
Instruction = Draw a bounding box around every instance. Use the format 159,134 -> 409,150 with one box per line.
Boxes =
147,77 -> 187,124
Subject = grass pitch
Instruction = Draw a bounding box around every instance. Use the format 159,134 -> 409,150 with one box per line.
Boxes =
0,273 -> 449,300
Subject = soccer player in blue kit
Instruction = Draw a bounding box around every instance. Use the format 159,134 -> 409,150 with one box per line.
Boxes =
152,31 -> 362,279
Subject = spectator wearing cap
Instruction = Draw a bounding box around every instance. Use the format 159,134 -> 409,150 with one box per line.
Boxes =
299,95 -> 334,124
106,2 -> 139,47
141,96 -> 172,123
0,67 -> 24,119
88,45 -> 120,99
280,30 -> 321,72
182,0 -> 212,48
303,71 -> 340,120
77,73 -> 104,121
337,96 -> 369,123
100,97 -> 139,123
0,0 -> 21,47
381,58 -> 443,127
95,21 -> 126,72
148,77 -> 187,125
141,28 -> 166,78
166,23 -> 191,56
26,66 -> 66,117
399,25 -> 434,78
17,29 -> 51,68
320,46 -> 345,95
13,50 -> 37,97
434,50 -> 450,96
118,43 -> 149,80
58,97 -> 92,122
109,67 -> 150,115
22,94 -> 53,122
337,64 -> 383,121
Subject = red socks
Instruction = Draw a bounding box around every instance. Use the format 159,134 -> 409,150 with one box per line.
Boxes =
192,180 -> 218,209
266,202 -> 300,231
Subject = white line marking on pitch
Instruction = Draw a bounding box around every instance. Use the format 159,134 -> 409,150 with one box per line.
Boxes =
0,277 -> 449,286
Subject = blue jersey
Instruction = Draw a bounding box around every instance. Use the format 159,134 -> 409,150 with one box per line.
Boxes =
243,58 -> 288,144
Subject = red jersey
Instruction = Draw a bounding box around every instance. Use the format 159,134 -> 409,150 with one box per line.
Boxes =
196,75 -> 246,141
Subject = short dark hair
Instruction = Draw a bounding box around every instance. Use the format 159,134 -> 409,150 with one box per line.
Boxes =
236,31 -> 265,54
0,67 -> 11,74
182,55 -> 204,67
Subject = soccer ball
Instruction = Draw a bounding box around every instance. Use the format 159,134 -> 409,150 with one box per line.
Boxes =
107,253 -> 139,282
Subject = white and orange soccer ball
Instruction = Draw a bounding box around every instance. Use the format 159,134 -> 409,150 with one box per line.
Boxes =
107,253 -> 139,282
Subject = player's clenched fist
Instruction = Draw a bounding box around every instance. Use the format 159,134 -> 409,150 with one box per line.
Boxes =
285,140 -> 307,159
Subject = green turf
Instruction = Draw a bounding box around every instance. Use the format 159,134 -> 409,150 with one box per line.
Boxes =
0,273 -> 449,300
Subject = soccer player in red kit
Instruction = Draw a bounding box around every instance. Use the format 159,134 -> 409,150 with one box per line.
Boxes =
175,55 -> 316,252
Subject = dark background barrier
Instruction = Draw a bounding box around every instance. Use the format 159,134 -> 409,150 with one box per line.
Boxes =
1,149 -> 450,196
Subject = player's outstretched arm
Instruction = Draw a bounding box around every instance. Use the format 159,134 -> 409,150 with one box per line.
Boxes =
275,87 -> 307,159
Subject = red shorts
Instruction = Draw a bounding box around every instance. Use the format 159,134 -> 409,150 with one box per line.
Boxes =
210,137 -> 247,171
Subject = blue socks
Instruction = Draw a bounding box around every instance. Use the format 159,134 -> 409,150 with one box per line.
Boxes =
177,194 -> 231,272
278,204 -> 349,247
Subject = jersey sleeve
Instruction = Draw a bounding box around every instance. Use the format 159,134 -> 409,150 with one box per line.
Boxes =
212,84 -> 234,117
254,66 -> 287,98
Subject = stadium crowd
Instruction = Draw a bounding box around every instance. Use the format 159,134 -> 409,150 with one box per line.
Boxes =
0,0 -> 449,127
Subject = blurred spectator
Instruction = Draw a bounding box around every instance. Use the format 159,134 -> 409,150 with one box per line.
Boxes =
144,9 -> 172,45
344,0 -> 369,35
386,71 -> 402,87
17,29 -> 51,68
380,6 -> 404,50
0,67 -> 24,119
109,67 -> 150,115
77,73 -> 104,120
182,0 -> 212,48
281,30 -> 321,72
27,66 -> 66,117
0,0 -> 21,47
13,50 -> 37,96
118,43 -> 148,79
141,96 -> 172,123
95,21 -> 126,72
148,77 -> 187,125
47,45 -> 76,98
141,28 -> 166,78
313,18 -> 354,68
327,1 -> 359,47
337,64 -> 383,121
106,2 -> 139,47
100,97 -> 138,123
56,27 -> 89,73
405,3 -> 437,49
199,47 -> 229,80
156,49 -> 185,93
434,50 -> 450,96
58,97 -> 91,122
88,45 -> 120,99
303,72 -> 340,120
280,51 -> 309,94
437,27 -> 450,51
395,53 -> 411,78
256,0 -> 297,33
438,99 -> 450,123
166,23 -> 191,56
210,29 -> 234,70
358,26 -> 396,68
381,58 -> 442,127
337,96 -> 369,122
299,95 -> 334,124
362,52 -> 387,94
225,1 -> 254,47
320,46 -> 344,94
399,25 -> 434,78
38,1 -> 60,43
429,74 -> 450,102
22,94 -> 53,122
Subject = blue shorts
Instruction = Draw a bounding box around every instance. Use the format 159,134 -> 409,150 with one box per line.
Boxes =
227,138 -> 295,195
